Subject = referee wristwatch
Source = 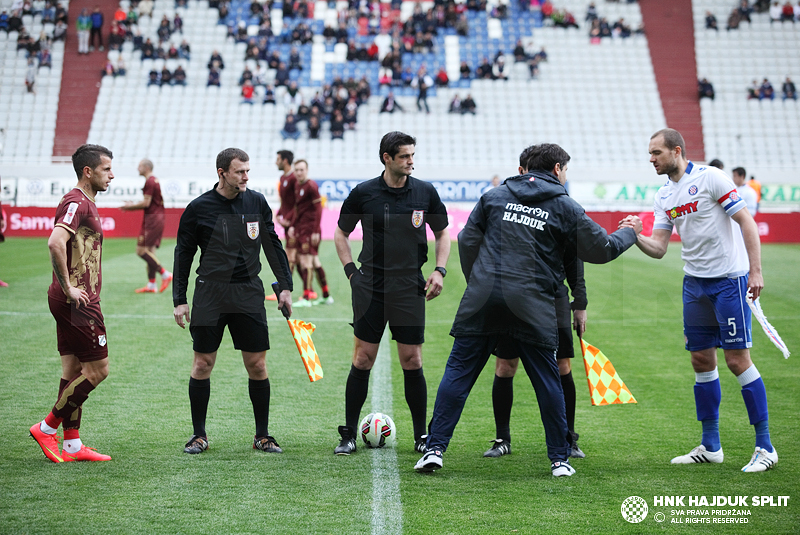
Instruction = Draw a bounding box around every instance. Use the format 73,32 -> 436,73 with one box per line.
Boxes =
434,267 -> 447,278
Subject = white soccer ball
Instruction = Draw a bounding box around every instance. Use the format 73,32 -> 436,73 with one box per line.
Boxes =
359,412 -> 396,448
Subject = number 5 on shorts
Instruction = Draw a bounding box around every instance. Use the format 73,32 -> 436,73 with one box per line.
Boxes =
727,317 -> 736,337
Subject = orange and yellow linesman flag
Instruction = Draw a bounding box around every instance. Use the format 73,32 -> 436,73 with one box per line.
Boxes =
580,339 -> 636,406
287,319 -> 323,382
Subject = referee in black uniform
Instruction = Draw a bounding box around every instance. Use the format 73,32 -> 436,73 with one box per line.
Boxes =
173,148 -> 293,455
333,131 -> 451,455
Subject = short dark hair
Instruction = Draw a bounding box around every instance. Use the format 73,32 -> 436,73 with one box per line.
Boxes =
708,158 -> 724,169
216,147 -> 249,172
651,128 -> 686,158
277,150 -> 294,165
732,166 -> 747,178
379,131 -> 416,164
294,158 -> 308,169
519,143 -> 570,174
72,144 -> 113,179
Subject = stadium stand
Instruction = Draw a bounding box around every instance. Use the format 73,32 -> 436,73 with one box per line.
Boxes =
693,0 -> 800,168
0,0 -> 65,162
77,0 -> 664,172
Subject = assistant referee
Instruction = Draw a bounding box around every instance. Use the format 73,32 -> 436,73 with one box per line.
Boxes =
333,131 -> 451,455
173,148 -> 293,455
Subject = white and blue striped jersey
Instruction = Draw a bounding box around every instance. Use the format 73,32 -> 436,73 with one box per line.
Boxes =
653,162 -> 749,278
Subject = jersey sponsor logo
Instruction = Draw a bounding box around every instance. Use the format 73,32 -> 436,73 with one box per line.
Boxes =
688,185 -> 698,195
412,210 -> 424,228
98,334 -> 107,347
63,202 -> 79,224
247,221 -> 259,240
666,201 -> 699,220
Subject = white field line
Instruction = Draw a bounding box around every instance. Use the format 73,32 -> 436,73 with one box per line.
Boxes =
369,329 -> 403,535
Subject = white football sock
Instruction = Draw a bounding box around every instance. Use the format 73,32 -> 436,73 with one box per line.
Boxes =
63,439 -> 83,453
40,421 -> 58,435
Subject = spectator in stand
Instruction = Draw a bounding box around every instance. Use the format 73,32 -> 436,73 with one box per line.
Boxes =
102,58 -> 116,77
281,112 -> 301,140
108,20 -> 125,51
513,39 -> 526,62
289,47 -> 303,70
449,93 -> 461,113
161,66 -> 172,86
0,10 -> 9,33
706,11 -> 719,30
132,28 -> 144,50
435,65 -> 449,87
492,55 -> 508,80
284,81 -> 302,110
698,78 -> 715,100
173,12 -> 183,34
139,0 -> 154,19
460,61 -> 472,79
330,110 -> 345,139
52,19 -> 67,41
794,0 -> 800,21
759,78 -> 775,100
241,80 -> 255,104
141,38 -> 156,61
262,84 -> 276,105
477,57 -> 493,79
307,115 -> 320,139
613,18 -> 632,38
148,68 -> 160,86
456,13 -> 469,36
585,2 -> 598,22
38,45 -> 51,69
157,15 -> 171,43
113,5 -> 125,23
344,97 -> 358,130
167,42 -> 179,59
727,7 -> 742,30
89,6 -> 104,51
401,66 -> 414,86
76,9 -> 91,54
126,6 -> 138,28
747,79 -> 760,99
173,65 -> 186,85
25,57 -> 36,94
412,67 -> 433,113
208,50 -> 224,70
380,91 -> 404,113
738,0 -> 753,23
541,0 -> 553,20
275,61 -> 290,87
462,94 -> 477,115
769,1 -> 782,22
253,62 -> 266,86
207,66 -> 221,86
239,65 -> 253,86
783,77 -> 797,100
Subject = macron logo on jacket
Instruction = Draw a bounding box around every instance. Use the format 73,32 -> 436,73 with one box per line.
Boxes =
502,202 -> 549,231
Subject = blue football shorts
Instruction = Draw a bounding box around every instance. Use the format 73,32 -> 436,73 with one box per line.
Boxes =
683,275 -> 752,351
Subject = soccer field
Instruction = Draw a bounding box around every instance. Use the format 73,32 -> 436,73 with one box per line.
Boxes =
0,238 -> 798,534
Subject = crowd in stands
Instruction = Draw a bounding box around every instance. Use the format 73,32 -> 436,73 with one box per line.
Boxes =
448,93 -> 477,114
747,77 -> 797,100
1,0 -> 64,91
698,78 -> 715,100
705,0 -> 798,31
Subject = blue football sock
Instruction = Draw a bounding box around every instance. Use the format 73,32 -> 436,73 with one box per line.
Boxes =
754,420 -> 773,453
701,419 -> 721,452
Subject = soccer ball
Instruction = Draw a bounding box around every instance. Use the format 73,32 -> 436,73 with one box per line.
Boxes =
359,412 -> 396,448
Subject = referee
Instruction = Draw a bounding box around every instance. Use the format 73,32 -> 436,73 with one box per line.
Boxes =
333,131 -> 451,455
173,148 -> 293,455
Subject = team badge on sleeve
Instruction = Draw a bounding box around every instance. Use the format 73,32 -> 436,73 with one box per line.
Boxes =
247,222 -> 259,240
718,190 -> 742,214
98,335 -> 107,347
412,210 -> 424,228
63,202 -> 79,224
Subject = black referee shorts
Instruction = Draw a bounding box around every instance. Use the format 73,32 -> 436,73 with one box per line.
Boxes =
350,271 -> 426,345
189,278 -> 270,353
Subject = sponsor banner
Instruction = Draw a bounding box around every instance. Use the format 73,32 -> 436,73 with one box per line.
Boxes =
8,177 -> 279,208
5,177 -> 800,212
6,207 -> 800,243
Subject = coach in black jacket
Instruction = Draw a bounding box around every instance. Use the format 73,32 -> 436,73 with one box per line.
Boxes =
415,143 -> 643,476
173,147 -> 293,456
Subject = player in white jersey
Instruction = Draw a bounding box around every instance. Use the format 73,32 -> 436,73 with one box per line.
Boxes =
732,167 -> 758,216
621,129 -> 776,473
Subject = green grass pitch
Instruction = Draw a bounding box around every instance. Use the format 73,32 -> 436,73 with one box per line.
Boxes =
0,238 -> 798,534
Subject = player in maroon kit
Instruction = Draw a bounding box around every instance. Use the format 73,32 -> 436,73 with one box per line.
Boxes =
29,144 -> 115,463
271,150 -> 300,301
121,158 -> 172,293
291,159 -> 332,306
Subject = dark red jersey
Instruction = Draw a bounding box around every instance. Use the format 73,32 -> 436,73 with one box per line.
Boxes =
277,172 -> 297,223
292,178 -> 322,233
47,188 -> 104,304
143,174 -> 165,217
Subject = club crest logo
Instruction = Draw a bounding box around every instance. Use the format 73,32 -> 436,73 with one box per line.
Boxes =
688,185 -> 698,195
621,496 -> 648,523
730,191 -> 740,202
98,335 -> 106,347
412,210 -> 424,228
247,222 -> 259,240
63,202 -> 78,224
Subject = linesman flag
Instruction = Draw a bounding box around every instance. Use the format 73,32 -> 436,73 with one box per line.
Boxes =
272,282 -> 323,382
287,319 -> 324,382
580,339 -> 637,406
